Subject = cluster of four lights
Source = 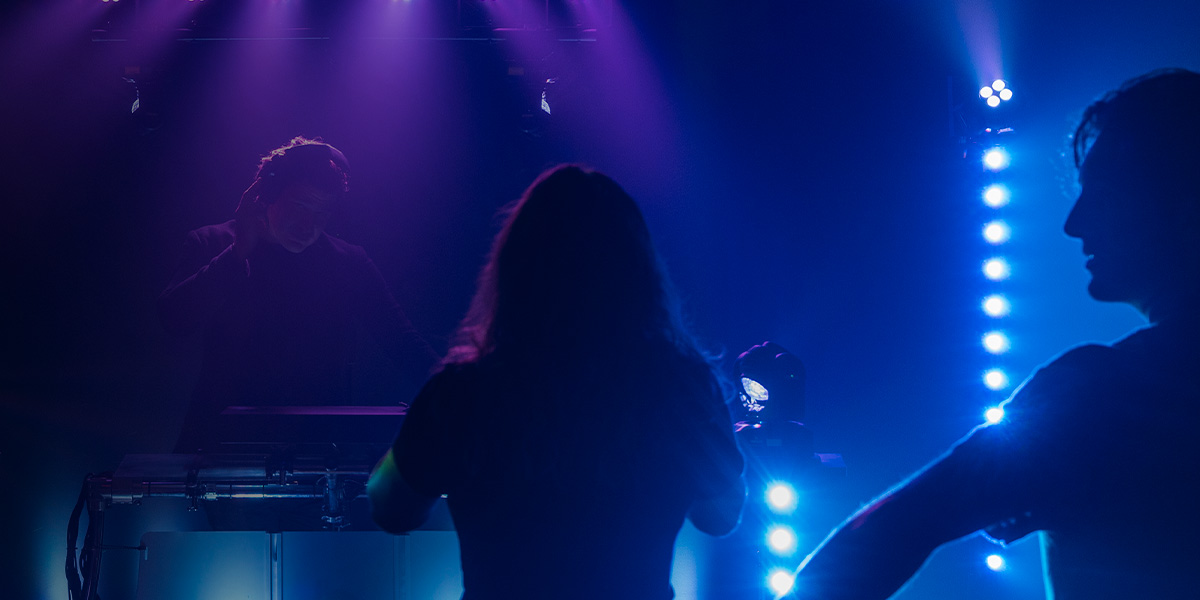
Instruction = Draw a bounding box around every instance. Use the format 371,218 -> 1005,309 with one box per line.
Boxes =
980,79 -> 1014,108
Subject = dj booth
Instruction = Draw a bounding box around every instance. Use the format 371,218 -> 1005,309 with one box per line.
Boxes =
67,406 -> 465,599
66,404 -> 814,599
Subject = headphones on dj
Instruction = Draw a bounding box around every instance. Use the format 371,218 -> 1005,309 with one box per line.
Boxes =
254,140 -> 350,206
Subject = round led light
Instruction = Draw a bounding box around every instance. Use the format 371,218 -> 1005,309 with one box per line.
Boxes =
766,483 -> 798,514
983,258 -> 1011,281
983,148 -> 1010,171
985,406 -> 1005,424
767,526 -> 798,555
986,554 -> 1006,571
982,294 -> 1010,317
983,331 -> 1011,354
983,221 -> 1011,244
983,185 -> 1010,208
768,569 -> 795,595
983,369 -> 1009,390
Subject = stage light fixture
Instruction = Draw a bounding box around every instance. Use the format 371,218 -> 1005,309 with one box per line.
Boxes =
540,78 -> 557,116
983,331 -> 1011,354
736,341 -> 804,421
985,406 -> 1005,424
983,147 -> 1010,171
983,369 -> 1009,390
742,377 -> 769,403
983,185 -> 1010,208
983,258 -> 1011,281
982,294 -> 1010,318
767,525 -> 798,555
766,482 -> 798,514
981,80 -> 1013,108
983,220 -> 1011,244
986,554 -> 1007,571
767,569 -> 795,596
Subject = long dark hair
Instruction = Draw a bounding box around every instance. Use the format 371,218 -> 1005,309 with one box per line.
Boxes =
447,165 -> 711,371
446,166 -> 728,484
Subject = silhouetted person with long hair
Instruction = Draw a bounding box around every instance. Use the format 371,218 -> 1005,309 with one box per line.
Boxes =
369,165 -> 746,599
788,69 -> 1200,599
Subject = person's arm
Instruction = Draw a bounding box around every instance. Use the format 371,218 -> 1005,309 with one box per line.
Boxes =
352,252 -> 440,383
370,366 -> 464,534
158,229 -> 248,335
787,345 -> 1104,599
158,182 -> 267,335
367,449 -> 439,534
685,370 -> 748,537
787,452 -> 992,600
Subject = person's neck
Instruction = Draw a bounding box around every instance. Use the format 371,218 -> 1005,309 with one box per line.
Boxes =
1142,287 -> 1200,326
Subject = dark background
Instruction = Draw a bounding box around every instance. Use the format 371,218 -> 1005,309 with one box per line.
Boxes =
2,0 -> 1197,597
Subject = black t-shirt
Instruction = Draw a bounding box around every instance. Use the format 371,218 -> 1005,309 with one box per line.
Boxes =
961,319 -> 1200,599
161,221 -> 435,452
794,318 -> 1200,600
394,351 -> 744,600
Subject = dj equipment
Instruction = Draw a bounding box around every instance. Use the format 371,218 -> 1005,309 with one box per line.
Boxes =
89,452 -> 374,520
65,405 -> 454,600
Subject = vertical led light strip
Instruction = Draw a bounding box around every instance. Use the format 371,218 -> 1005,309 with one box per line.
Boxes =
765,482 -> 799,597
980,143 -> 1011,424
978,80 -> 1015,425
976,79 -> 1017,576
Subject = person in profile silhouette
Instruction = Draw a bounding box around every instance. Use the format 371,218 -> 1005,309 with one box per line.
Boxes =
788,69 -> 1200,599
369,165 -> 746,599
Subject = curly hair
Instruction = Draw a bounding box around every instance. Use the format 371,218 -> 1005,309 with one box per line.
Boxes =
254,135 -> 350,204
